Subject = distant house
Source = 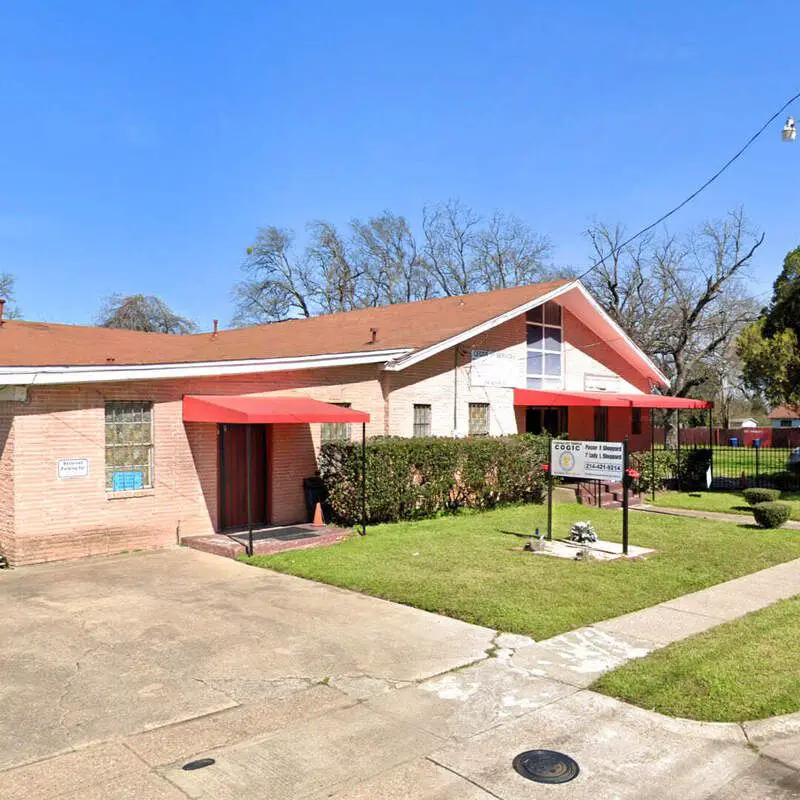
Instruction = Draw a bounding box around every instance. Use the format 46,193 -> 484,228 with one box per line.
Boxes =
768,406 -> 800,429
730,417 -> 759,429
0,278 -> 709,565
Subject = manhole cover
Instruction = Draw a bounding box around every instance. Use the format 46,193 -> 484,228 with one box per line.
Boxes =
512,750 -> 579,784
182,757 -> 215,771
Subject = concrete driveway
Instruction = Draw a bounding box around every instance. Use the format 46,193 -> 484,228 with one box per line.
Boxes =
0,549 -> 797,799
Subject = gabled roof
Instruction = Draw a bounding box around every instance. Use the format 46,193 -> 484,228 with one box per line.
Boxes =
0,280 -> 569,367
0,279 -> 668,387
768,405 -> 800,420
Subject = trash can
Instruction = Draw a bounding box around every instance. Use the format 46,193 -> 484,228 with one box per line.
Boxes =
753,438 -> 762,449
728,437 -> 739,448
303,476 -> 326,522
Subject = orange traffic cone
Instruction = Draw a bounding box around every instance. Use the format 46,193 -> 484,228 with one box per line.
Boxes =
312,502 -> 325,527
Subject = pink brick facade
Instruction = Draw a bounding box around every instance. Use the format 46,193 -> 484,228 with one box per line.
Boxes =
0,304 -> 655,566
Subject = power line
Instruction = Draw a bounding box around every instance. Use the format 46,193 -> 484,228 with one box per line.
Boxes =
577,89 -> 800,281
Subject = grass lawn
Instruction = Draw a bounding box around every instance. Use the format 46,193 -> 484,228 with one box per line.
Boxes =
592,595 -> 800,722
653,490 -> 800,522
244,503 -> 800,640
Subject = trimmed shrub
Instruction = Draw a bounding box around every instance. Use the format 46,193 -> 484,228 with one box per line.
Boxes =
752,501 -> 791,529
319,434 -> 550,525
630,449 -> 677,493
743,488 -> 781,505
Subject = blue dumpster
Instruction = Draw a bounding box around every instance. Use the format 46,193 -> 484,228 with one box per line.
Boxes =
753,438 -> 762,448
728,437 -> 739,447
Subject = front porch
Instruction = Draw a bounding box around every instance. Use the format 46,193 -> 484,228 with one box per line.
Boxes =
182,523 -> 350,559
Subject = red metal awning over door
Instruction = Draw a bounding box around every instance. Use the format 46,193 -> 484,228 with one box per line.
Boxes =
183,395 -> 371,424
512,388 -> 712,409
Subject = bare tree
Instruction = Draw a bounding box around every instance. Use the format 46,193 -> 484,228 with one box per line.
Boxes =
585,208 -> 764,398
351,212 -> 431,305
97,294 -> 197,333
306,221 -> 363,315
233,227 -> 314,325
0,272 -> 21,318
422,200 -> 481,296
233,202 -> 555,324
474,211 -> 552,290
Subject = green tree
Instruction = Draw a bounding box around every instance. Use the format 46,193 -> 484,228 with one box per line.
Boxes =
738,246 -> 800,406
97,294 -> 198,334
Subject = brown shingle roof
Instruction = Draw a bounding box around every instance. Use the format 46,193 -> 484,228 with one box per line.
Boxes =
768,405 -> 800,420
0,280 -> 570,367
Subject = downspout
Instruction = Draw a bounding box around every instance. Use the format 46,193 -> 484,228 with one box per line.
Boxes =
453,347 -> 459,435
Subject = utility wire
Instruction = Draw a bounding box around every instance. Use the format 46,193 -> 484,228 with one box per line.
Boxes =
577,89 -> 800,281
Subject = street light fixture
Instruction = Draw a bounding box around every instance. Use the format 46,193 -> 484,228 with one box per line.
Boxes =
782,115 -> 796,141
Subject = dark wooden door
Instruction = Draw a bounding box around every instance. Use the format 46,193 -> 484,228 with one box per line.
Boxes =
219,424 -> 268,530
594,407 -> 609,442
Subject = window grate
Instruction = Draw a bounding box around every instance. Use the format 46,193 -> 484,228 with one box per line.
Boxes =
321,403 -> 352,444
105,401 -> 154,491
468,403 -> 490,436
413,404 -> 432,437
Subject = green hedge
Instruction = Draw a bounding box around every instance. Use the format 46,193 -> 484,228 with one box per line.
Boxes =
630,449 -> 677,493
743,488 -> 781,505
752,501 -> 792,529
319,434 -> 550,525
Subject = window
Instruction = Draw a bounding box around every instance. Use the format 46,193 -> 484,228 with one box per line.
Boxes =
780,419 -> 793,428
468,403 -> 490,436
526,301 -> 563,390
413,404 -> 431,437
632,408 -> 642,435
105,402 -> 154,491
321,403 -> 351,444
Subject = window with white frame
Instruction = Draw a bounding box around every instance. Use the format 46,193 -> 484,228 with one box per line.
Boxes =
413,404 -> 432,437
321,403 -> 352,444
105,401 -> 154,491
526,302 -> 563,389
468,403 -> 490,436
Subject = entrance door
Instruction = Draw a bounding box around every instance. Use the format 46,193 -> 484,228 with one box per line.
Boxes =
219,424 -> 268,530
594,407 -> 609,441
525,407 -> 568,436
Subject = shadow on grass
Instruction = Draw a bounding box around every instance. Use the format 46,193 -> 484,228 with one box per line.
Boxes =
499,529 -> 534,539
732,505 -> 754,513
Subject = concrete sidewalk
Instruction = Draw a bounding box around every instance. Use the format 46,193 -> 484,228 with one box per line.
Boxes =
2,551 -> 800,799
634,503 -> 800,529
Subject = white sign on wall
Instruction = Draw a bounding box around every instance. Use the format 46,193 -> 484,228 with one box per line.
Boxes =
57,458 -> 90,479
551,440 -> 624,481
584,374 -> 621,393
470,349 -> 517,388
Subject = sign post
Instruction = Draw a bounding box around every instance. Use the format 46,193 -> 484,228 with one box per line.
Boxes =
546,437 -> 553,541
622,437 -> 629,555
549,438 -> 628,550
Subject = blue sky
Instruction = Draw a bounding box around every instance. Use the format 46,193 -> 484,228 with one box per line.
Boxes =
2,1 -> 799,327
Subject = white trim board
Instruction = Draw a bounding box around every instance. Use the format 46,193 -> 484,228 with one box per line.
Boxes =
0,348 -> 413,386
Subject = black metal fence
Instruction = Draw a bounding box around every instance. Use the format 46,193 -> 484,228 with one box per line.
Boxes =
661,441 -> 800,492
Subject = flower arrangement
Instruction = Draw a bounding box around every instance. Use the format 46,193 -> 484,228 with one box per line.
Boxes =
569,520 -> 598,543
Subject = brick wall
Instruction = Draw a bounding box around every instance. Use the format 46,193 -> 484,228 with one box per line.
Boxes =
8,366 -> 385,565
5,304 -> 657,565
388,316 -> 525,437
0,403 -> 14,562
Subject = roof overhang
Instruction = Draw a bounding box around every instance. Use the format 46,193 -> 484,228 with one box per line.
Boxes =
513,388 -> 712,409
383,281 -> 669,389
0,348 -> 412,386
183,395 -> 370,424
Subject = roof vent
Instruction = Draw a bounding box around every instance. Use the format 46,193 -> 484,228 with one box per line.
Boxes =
0,298 -> 5,325
370,327 -> 378,344
213,319 -> 219,337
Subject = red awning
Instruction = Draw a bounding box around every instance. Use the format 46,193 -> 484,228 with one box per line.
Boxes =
183,395 -> 370,424
513,388 -> 712,410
